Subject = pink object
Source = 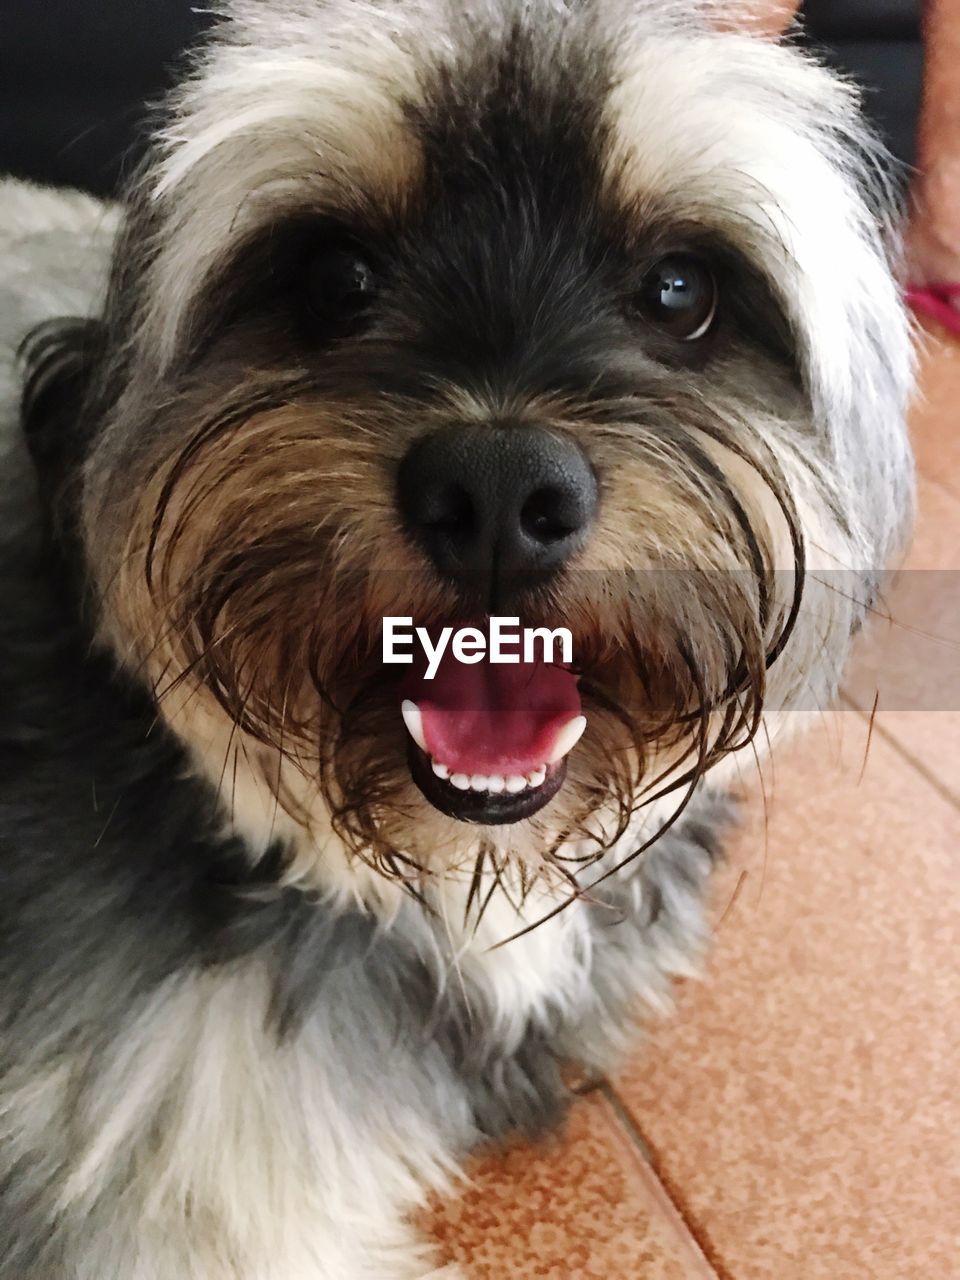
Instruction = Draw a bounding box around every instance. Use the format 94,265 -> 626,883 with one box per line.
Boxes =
400,644 -> 581,776
905,282 -> 960,336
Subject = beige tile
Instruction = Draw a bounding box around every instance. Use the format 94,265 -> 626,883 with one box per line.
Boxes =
424,1091 -> 716,1279
850,707 -> 960,807
843,333 -> 960,798
844,471 -> 960,800
613,713 -> 960,1279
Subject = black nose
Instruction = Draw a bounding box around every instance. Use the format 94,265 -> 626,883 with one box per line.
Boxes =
397,425 -> 598,600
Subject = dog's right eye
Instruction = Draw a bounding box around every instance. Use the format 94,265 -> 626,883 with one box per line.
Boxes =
302,241 -> 379,340
633,254 -> 718,342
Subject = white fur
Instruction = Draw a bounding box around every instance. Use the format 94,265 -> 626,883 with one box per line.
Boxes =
0,1 -> 915,1274
123,1 -> 915,901
103,0 -> 914,1084
4,966 -> 465,1280
146,3 -> 426,369
605,26 -> 914,564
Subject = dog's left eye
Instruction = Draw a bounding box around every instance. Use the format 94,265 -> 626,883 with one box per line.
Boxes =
634,255 -> 718,341
303,242 -> 379,338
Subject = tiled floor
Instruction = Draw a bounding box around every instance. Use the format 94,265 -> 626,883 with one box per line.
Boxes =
426,324 -> 960,1278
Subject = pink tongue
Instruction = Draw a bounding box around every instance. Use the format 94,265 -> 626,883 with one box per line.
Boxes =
400,648 -> 581,775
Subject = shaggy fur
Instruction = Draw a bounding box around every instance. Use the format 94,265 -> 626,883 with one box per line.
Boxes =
0,2 -> 912,1276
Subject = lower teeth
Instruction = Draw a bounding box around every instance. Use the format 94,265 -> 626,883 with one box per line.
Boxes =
432,762 -> 546,795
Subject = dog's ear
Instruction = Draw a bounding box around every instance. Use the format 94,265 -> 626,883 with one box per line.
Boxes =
20,317 -> 106,495
778,168 -> 915,566
19,317 -> 110,605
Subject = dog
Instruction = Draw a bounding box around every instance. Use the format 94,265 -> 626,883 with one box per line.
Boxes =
0,1 -> 914,1276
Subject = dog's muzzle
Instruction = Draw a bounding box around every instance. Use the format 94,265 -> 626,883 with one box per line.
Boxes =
395,424 -> 594,821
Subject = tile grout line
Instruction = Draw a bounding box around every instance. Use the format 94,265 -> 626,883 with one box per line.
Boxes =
597,1079 -> 657,1164
839,692 -> 960,811
593,564 -> 959,1280
597,1081 -> 733,1280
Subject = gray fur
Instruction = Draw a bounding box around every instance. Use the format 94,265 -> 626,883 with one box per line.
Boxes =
0,1 -> 913,1275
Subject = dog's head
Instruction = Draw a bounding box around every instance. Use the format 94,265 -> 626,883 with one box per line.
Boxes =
27,0 -> 913,899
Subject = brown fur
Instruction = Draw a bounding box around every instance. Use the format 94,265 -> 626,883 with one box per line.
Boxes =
96,354 -> 801,897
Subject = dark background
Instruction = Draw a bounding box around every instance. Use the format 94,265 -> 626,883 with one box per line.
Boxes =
0,0 -> 924,199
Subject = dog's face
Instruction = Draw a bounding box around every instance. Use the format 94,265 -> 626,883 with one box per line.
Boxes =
67,1 -> 912,894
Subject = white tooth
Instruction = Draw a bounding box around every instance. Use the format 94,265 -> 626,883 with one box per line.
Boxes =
401,700 -> 427,752
450,773 -> 470,790
432,760 -> 449,779
527,766 -> 547,787
546,714 -> 587,764
469,775 -> 489,792
486,775 -> 505,793
505,775 -> 527,793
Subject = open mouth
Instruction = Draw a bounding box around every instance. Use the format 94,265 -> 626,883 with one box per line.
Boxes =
399,644 -> 586,824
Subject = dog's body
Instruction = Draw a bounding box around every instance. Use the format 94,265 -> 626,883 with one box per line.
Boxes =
0,3 -> 913,1276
